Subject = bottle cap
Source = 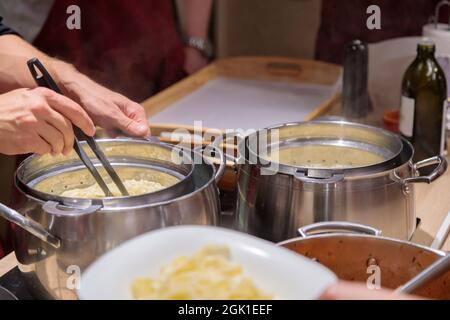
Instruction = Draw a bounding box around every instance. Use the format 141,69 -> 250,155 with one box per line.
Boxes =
418,37 -> 435,48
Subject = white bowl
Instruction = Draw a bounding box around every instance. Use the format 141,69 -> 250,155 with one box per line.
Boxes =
78,226 -> 336,300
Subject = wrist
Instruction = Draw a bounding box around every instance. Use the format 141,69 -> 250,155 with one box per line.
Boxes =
182,35 -> 213,60
49,60 -> 87,98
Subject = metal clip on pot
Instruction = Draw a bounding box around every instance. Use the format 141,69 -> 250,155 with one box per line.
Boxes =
42,201 -> 102,216
294,169 -> 345,184
298,221 -> 382,238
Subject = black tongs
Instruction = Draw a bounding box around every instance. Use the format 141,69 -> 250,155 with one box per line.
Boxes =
27,58 -> 129,197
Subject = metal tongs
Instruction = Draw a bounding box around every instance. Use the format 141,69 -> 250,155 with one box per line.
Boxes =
27,58 -> 129,197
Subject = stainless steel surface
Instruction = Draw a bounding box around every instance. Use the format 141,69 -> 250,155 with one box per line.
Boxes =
0,203 -> 60,249
279,223 -> 450,299
342,40 -> 370,121
297,221 -> 382,238
194,144 -> 226,183
42,201 -> 102,216
397,253 -> 450,294
6,139 -> 222,299
252,120 -> 405,175
294,170 -> 345,184
235,120 -> 447,242
402,156 -> 447,184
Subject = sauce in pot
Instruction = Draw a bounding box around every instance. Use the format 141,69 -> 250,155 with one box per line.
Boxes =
267,144 -> 386,169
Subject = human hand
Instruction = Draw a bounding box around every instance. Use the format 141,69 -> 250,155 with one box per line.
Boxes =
0,88 -> 95,155
320,281 -> 422,300
183,46 -> 208,75
55,62 -> 150,137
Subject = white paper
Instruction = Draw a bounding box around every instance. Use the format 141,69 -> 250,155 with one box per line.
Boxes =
149,77 -> 338,131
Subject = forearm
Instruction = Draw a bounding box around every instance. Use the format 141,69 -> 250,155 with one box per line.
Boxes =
0,35 -> 149,137
0,34 -> 79,94
176,0 -> 213,38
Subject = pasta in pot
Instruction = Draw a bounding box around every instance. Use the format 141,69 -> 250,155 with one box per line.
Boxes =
60,179 -> 166,198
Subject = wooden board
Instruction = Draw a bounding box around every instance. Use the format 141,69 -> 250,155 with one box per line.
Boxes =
142,56 -> 342,122
141,56 -> 342,191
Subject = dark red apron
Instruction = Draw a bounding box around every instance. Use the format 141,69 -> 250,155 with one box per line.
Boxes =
315,0 -> 442,64
34,0 -> 186,102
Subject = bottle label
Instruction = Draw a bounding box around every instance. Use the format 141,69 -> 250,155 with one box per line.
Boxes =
400,96 -> 415,137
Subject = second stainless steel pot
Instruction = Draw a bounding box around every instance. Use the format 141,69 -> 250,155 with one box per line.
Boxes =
235,121 -> 447,242
0,139 -> 224,299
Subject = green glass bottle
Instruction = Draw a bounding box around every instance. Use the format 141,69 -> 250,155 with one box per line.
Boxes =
400,39 -> 447,162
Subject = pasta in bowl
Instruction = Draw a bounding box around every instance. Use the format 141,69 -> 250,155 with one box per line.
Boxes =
78,226 -> 337,300
131,245 -> 272,300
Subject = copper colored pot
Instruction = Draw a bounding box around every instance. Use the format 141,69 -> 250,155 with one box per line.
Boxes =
279,222 -> 450,299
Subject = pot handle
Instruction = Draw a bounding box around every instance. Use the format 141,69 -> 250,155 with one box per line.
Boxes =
298,221 -> 382,238
42,201 -> 102,216
0,203 -> 60,249
193,145 -> 226,184
402,155 -> 447,185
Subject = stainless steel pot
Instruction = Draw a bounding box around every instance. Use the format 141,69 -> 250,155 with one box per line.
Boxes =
235,121 -> 447,242
279,222 -> 450,299
0,139 -> 224,299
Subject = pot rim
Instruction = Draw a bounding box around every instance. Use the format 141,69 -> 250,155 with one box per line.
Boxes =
241,120 -> 414,177
16,159 -> 218,213
15,138 -> 196,202
14,140 -> 220,214
277,233 -> 446,257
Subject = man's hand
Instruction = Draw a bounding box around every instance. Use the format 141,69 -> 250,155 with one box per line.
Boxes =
55,63 -> 150,137
0,35 -> 150,138
0,88 -> 95,155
